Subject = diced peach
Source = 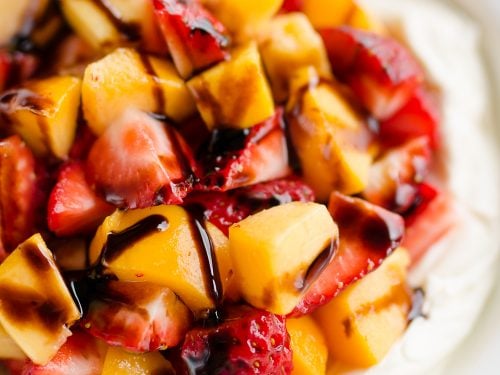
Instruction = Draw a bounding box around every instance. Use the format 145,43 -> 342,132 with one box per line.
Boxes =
101,347 -> 174,375
89,205 -> 234,312
202,0 -> 283,41
229,202 -> 338,315
314,248 -> 411,368
259,13 -> 331,102
82,48 -> 195,135
287,315 -> 328,375
302,0 -> 385,33
287,72 -> 374,200
0,76 -> 81,159
188,43 -> 275,130
0,234 -> 80,365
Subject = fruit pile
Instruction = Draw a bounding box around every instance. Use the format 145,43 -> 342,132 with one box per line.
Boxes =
0,0 -> 455,374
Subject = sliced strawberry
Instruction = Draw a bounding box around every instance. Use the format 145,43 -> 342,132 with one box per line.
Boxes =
185,177 -> 314,235
0,135 -> 37,252
0,50 -> 38,92
402,184 -> 456,263
176,306 -> 292,374
291,192 -> 405,316
153,0 -> 230,78
320,26 -> 424,120
68,125 -> 97,161
47,162 -> 114,237
199,109 -> 291,192
21,330 -> 107,375
87,109 -> 198,209
379,85 -> 441,149
280,0 -> 303,13
82,281 -> 191,352
362,137 -> 432,213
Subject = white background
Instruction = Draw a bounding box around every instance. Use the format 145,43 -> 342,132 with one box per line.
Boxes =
445,0 -> 500,373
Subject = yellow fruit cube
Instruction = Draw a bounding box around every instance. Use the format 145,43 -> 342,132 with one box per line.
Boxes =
0,76 -> 81,159
0,234 -> 81,365
0,324 -> 26,360
101,345 -> 174,375
259,13 -> 332,102
287,316 -> 328,375
229,202 -> 338,315
288,76 -> 374,200
202,0 -> 283,41
60,0 -> 164,52
89,205 -> 234,312
188,43 -> 275,130
302,0 -> 384,33
82,48 -> 195,135
314,248 -> 412,368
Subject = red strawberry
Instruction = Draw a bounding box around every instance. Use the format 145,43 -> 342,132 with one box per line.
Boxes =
362,137 -> 432,213
0,135 -> 37,252
200,109 -> 291,192
86,109 -> 198,209
153,0 -> 230,78
291,192 -> 405,316
185,177 -> 314,235
82,281 -> 191,352
0,50 -> 38,92
68,125 -> 97,161
177,306 -> 292,374
47,162 -> 114,237
280,0 -> 303,13
379,85 -> 441,149
320,26 -> 424,120
402,184 -> 456,263
21,330 -> 107,375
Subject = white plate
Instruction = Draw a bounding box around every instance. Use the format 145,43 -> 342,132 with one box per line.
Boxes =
443,0 -> 500,373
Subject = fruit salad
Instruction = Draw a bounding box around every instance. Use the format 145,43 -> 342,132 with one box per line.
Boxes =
0,0 -> 497,374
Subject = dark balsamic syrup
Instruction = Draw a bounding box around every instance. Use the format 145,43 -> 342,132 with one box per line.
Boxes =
295,239 -> 338,292
184,204 -> 224,324
65,215 -> 169,316
138,54 -> 165,114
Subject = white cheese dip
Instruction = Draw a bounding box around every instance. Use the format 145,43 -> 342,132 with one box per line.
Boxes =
330,0 -> 500,374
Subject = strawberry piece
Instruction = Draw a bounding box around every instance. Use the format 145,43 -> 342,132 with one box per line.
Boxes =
0,50 -> 38,92
68,125 -> 97,161
177,306 -> 292,374
0,135 -> 37,253
185,177 -> 315,235
280,0 -> 303,13
363,137 -> 432,213
153,0 -> 230,78
291,192 -> 405,316
82,281 -> 191,352
379,86 -> 441,149
86,109 -> 198,209
47,162 -> 114,237
21,330 -> 106,375
199,109 -> 291,192
320,27 -> 424,120
402,184 -> 456,263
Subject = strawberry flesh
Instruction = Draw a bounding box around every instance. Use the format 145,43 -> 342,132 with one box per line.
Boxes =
153,0 -> 230,78
199,109 -> 291,192
0,50 -> 38,92
176,306 -> 292,374
320,26 -> 424,120
47,161 -> 115,237
363,137 -> 432,213
291,192 -> 405,316
0,135 -> 38,253
82,281 -> 191,352
86,109 -> 198,209
379,85 -> 441,149
20,330 -> 106,375
280,0 -> 303,13
185,177 -> 315,235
